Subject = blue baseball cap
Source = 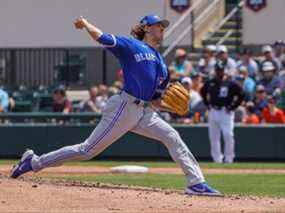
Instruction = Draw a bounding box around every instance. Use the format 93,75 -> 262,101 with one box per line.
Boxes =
140,14 -> 170,28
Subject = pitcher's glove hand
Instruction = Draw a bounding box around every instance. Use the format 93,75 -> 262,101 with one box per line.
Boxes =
160,82 -> 190,116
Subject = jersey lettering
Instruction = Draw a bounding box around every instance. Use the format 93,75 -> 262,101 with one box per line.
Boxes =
219,87 -> 229,98
134,53 -> 156,62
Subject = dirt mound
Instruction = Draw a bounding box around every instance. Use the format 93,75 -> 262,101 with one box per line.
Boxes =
0,176 -> 285,213
1,164 -> 285,212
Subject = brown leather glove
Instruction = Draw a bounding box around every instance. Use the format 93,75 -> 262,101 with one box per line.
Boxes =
160,82 -> 190,116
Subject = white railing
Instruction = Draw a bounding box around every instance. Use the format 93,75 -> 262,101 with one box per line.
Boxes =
204,0 -> 245,41
193,0 -> 223,31
216,30 -> 234,45
163,0 -> 222,58
163,0 -> 203,41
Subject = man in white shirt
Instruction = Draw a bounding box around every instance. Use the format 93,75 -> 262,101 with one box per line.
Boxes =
198,45 -> 216,79
216,45 -> 237,78
181,77 -> 202,110
236,49 -> 259,80
95,84 -> 109,112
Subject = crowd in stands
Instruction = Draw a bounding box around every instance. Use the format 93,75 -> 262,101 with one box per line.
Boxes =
1,41 -> 285,124
167,41 -> 285,124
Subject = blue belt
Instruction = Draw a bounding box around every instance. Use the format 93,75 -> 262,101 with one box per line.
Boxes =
133,99 -> 150,107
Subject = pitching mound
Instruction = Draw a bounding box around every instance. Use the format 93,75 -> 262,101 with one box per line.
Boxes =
0,175 -> 284,213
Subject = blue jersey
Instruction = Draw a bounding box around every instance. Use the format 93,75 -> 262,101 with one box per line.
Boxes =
97,33 -> 168,101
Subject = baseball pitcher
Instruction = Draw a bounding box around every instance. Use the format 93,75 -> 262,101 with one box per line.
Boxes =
11,14 -> 221,196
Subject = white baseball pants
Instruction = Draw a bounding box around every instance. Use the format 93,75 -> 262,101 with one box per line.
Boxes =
31,91 -> 205,186
208,108 -> 235,163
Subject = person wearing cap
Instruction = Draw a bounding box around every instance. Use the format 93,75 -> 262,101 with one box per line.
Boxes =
180,77 -> 205,124
273,40 -> 285,66
169,48 -> 194,79
198,45 -> 216,79
200,60 -> 244,164
237,66 -> 256,101
181,77 -> 202,113
258,61 -> 282,95
10,15 -> 222,196
261,45 -> 281,72
237,49 -> 259,80
262,95 -> 285,124
179,77 -> 193,123
181,76 -> 192,90
253,85 -> 268,119
216,45 -> 237,78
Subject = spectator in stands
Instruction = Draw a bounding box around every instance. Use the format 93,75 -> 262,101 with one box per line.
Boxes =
273,40 -> 285,69
198,45 -> 216,79
234,103 -> 246,123
108,86 -> 119,96
182,77 -> 202,112
169,48 -> 194,79
258,61 -> 282,95
178,77 -> 193,124
262,95 -> 285,124
254,85 -> 268,119
279,59 -> 285,90
237,49 -> 259,80
113,80 -> 123,90
95,84 -> 109,112
277,60 -> 285,111
216,45 -> 237,78
191,72 -> 203,93
243,102 -> 260,124
178,77 -> 203,124
187,75 -> 208,122
236,66 -> 256,101
116,69 -> 124,83
261,45 -> 281,72
52,87 -> 72,113
0,87 -> 10,113
168,66 -> 179,81
8,97 -> 15,112
81,86 -> 100,113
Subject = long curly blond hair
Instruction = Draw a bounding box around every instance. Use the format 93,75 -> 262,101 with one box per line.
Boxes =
130,24 -> 146,41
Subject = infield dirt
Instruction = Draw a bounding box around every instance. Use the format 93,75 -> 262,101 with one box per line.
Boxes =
1,165 -> 285,213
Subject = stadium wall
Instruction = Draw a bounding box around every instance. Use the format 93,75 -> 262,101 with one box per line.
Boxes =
1,124 -> 284,160
0,0 -> 192,48
243,0 -> 285,45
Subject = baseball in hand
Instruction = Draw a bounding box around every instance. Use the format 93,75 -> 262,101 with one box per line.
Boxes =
74,16 -> 87,29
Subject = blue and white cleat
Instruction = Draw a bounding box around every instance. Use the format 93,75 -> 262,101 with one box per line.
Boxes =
10,150 -> 34,179
185,182 -> 223,197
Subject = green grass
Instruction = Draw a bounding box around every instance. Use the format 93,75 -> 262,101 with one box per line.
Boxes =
2,159 -> 285,197
0,159 -> 17,165
199,162 -> 285,170
54,173 -> 285,197
1,159 -> 285,169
